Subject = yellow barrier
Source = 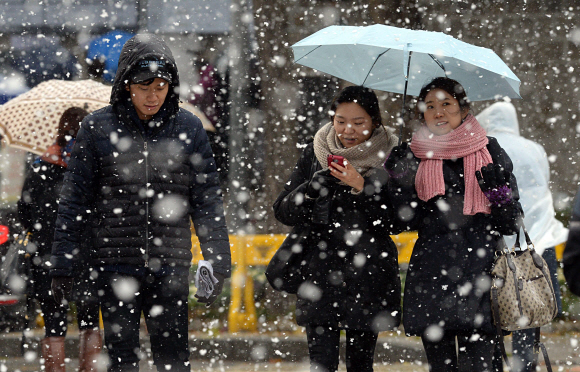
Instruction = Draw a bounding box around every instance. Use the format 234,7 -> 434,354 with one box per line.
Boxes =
192,233 -> 566,333
191,231 -> 418,332
556,243 -> 565,261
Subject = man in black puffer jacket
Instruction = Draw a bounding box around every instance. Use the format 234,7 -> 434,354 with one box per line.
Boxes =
50,34 -> 231,372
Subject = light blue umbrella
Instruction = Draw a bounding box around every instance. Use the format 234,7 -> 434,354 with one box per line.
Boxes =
292,24 -> 521,105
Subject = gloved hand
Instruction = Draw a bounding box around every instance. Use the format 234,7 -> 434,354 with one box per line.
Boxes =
384,142 -> 419,179
194,272 -> 225,307
51,277 -> 74,307
475,163 -> 513,206
306,169 -> 336,199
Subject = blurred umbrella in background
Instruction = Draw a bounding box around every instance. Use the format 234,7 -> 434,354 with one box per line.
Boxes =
0,79 -> 111,155
86,30 -> 134,83
9,36 -> 78,88
0,72 -> 28,105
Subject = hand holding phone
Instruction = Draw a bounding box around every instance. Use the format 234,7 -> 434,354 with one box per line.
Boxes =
326,154 -> 364,192
327,154 -> 345,168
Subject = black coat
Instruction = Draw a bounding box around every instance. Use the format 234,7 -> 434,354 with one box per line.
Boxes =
51,35 -> 230,277
563,186 -> 580,296
389,137 -> 523,336
18,158 -> 95,302
18,159 -> 91,270
273,142 -> 402,332
18,160 -> 67,260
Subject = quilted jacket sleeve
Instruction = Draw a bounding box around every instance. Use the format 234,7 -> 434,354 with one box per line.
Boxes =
188,123 -> 231,277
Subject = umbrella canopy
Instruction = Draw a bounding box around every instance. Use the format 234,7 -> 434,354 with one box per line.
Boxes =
0,79 -> 111,155
292,24 -> 521,102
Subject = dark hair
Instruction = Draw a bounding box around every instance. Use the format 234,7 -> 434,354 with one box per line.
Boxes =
329,86 -> 382,127
87,56 -> 106,81
57,107 -> 88,147
417,77 -> 470,120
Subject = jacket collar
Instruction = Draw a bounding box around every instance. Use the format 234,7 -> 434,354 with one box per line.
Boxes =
114,99 -> 175,137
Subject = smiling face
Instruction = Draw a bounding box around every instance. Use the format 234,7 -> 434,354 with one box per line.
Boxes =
332,102 -> 375,148
126,78 -> 169,120
422,88 -> 468,136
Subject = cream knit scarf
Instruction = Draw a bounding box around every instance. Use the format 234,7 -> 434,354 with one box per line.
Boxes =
313,122 -> 398,181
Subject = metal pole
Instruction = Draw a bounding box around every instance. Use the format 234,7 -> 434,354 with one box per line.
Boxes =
227,0 -> 253,235
398,50 -> 412,145
136,0 -> 148,32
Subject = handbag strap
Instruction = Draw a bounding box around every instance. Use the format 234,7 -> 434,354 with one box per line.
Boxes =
513,220 -> 533,251
507,253 -> 524,316
308,148 -> 319,180
531,327 -> 554,372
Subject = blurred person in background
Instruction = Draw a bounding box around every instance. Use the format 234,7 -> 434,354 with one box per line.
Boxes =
476,101 -> 568,372
87,56 -> 107,83
18,107 -> 101,372
189,56 -> 229,187
86,30 -> 134,84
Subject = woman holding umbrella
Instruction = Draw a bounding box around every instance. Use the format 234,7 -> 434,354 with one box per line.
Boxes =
384,77 -> 523,371
17,107 -> 101,372
273,85 -> 401,371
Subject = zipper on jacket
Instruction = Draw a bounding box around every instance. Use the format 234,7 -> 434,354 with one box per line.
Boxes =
144,140 -> 150,268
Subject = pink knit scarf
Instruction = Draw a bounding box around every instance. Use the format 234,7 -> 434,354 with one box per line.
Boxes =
410,114 -> 492,215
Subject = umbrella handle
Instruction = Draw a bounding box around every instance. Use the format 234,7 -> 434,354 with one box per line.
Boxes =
398,93 -> 406,146
398,49 -> 412,146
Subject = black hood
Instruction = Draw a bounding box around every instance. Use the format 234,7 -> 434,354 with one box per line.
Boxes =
110,34 -> 180,116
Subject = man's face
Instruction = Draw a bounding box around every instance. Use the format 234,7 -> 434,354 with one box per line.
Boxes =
126,78 -> 169,120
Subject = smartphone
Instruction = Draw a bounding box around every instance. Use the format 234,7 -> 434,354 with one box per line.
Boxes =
327,154 -> 345,168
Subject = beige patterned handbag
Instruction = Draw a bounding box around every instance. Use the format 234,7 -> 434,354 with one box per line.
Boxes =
491,229 -> 557,331
491,224 -> 557,371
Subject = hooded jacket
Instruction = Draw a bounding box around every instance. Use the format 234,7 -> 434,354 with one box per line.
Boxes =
476,102 -> 568,254
51,34 -> 231,277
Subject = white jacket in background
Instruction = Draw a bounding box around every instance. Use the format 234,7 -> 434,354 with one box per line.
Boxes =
476,102 -> 568,254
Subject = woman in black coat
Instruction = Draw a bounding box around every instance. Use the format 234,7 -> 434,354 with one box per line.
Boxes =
273,86 -> 402,372
385,77 -> 523,372
17,107 -> 101,372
